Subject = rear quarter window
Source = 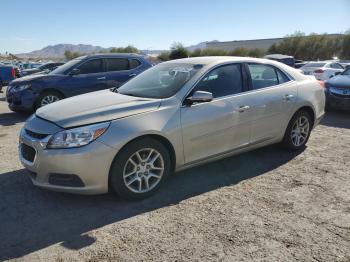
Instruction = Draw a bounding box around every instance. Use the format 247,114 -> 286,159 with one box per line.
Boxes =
247,64 -> 290,90
130,59 -> 141,69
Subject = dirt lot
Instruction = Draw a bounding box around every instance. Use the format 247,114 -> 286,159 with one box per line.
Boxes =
0,89 -> 349,262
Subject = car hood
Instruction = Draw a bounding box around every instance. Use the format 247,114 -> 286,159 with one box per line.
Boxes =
36,90 -> 161,128
11,73 -> 64,83
326,75 -> 350,88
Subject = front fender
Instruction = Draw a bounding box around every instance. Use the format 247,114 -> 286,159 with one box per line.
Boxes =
98,104 -> 185,168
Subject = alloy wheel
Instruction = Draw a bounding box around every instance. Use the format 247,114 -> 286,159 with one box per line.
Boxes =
41,95 -> 60,107
291,116 -> 310,147
123,148 -> 165,193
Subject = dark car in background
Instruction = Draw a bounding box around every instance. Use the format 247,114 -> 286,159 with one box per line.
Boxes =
6,53 -> 152,111
20,62 -> 64,77
264,54 -> 295,67
325,66 -> 350,111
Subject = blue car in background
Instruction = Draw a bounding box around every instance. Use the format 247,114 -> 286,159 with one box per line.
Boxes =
0,64 -> 16,92
6,53 -> 152,111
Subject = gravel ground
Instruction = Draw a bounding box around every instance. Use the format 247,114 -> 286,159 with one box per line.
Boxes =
0,89 -> 349,262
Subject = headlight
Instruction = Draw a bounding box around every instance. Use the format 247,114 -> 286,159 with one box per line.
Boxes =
12,84 -> 31,92
47,122 -> 110,149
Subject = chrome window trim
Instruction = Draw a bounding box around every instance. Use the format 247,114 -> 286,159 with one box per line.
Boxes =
181,61 -> 295,107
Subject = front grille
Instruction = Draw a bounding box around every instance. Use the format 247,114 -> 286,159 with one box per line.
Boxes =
21,144 -> 36,162
330,92 -> 350,99
25,129 -> 48,139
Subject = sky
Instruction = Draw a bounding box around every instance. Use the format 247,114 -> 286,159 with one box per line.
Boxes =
1,0 -> 349,54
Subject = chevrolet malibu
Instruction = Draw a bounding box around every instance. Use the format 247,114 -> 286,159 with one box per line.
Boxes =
19,57 -> 325,199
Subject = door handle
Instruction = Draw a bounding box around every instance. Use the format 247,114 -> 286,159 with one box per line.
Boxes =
283,94 -> 294,101
97,76 -> 106,80
129,73 -> 137,77
238,105 -> 250,112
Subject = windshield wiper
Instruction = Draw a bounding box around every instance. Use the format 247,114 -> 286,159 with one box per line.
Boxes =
110,87 -> 119,93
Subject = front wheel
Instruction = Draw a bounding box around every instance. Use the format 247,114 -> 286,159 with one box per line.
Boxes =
36,91 -> 63,109
109,138 -> 171,200
282,110 -> 312,151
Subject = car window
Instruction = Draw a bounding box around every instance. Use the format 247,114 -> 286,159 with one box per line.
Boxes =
130,59 -> 141,69
77,59 -> 104,74
248,64 -> 279,89
194,64 -> 243,98
106,58 -> 129,72
276,69 -> 290,84
333,63 -> 343,69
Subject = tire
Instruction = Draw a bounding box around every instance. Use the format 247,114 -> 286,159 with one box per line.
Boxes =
109,137 -> 172,200
282,110 -> 312,151
35,91 -> 63,109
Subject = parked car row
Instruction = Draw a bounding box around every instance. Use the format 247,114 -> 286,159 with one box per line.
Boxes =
16,56 -> 326,199
20,62 -> 64,77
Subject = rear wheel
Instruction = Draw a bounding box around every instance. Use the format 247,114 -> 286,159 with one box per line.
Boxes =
282,110 -> 312,151
36,91 -> 63,109
109,138 -> 171,199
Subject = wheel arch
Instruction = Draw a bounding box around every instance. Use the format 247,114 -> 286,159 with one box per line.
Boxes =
38,88 -> 65,98
35,88 -> 65,109
110,133 -> 177,174
293,105 -> 315,128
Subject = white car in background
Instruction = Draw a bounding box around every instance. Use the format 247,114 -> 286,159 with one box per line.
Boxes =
300,62 -> 344,80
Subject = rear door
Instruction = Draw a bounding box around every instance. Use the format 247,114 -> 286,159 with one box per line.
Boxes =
63,58 -> 108,97
105,58 -> 140,88
180,63 -> 251,163
244,63 -> 297,143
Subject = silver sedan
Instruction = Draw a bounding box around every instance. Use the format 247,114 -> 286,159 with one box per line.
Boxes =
19,57 -> 325,199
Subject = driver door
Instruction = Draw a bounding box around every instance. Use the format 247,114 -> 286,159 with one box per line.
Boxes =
180,64 -> 251,164
62,58 -> 108,97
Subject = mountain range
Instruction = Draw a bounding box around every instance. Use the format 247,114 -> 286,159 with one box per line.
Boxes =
16,41 -> 217,58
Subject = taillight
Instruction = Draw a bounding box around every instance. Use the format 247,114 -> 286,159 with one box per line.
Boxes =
11,68 -> 16,78
318,80 -> 325,88
314,69 -> 324,74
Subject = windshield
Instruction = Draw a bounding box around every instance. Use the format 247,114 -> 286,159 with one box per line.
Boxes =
38,63 -> 49,70
303,62 -> 326,68
50,59 -> 82,75
117,63 -> 202,98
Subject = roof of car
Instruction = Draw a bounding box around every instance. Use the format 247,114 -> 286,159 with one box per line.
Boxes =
264,54 -> 294,59
165,56 -> 307,82
82,53 -> 146,59
163,56 -> 280,66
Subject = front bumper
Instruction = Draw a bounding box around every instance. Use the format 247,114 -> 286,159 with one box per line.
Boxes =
325,89 -> 350,111
6,86 -> 37,111
19,128 -> 117,195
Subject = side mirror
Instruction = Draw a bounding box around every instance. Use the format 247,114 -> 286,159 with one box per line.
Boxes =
334,71 -> 341,76
185,91 -> 213,105
69,68 -> 80,76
